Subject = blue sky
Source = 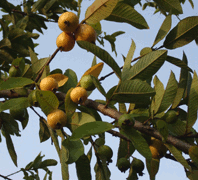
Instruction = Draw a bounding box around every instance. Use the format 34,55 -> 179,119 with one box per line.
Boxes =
0,0 -> 198,179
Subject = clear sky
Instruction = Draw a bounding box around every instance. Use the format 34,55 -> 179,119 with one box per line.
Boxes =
0,0 -> 198,179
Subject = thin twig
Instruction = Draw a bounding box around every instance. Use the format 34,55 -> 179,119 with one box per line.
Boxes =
0,174 -> 12,180
98,54 -> 143,82
6,170 -> 21,178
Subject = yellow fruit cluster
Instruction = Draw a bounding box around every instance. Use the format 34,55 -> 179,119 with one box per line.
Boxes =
56,12 -> 97,52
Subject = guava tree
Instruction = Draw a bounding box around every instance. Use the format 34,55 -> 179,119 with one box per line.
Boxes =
0,0 -> 198,180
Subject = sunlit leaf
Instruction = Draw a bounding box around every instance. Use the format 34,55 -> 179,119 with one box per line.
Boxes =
77,41 -> 121,78
70,121 -> 114,140
85,0 -> 119,24
105,2 -> 149,29
0,77 -> 34,91
128,50 -> 167,80
153,15 -> 172,47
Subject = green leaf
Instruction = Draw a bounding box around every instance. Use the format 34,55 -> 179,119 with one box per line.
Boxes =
39,119 -> 50,143
65,88 -> 78,123
121,129 -> 152,160
188,0 -> 194,9
85,0 -> 119,24
36,90 -> 59,116
16,16 -> 29,30
167,119 -> 186,136
187,170 -> 198,180
0,49 -> 14,63
32,0 -> 49,12
166,55 -> 193,72
61,139 -> 69,180
0,77 -> 34,91
117,138 -> 135,160
0,97 -> 30,113
146,158 -> 160,180
122,40 -> 136,81
76,154 -> 92,180
112,79 -> 155,103
164,16 -> 198,49
0,38 -> 11,48
67,112 -> 96,133
70,121 -> 114,140
91,75 -> 107,97
61,69 -> 78,93
172,52 -> 189,109
152,15 -> 172,47
29,47 -> 38,64
32,57 -> 49,75
128,50 -> 167,80
153,0 -> 183,14
156,120 -> 168,141
155,71 -> 178,114
94,161 -> 110,180
105,2 -> 149,29
118,103 -> 127,114
43,0 -> 57,12
62,138 -> 84,164
189,146 -> 198,167
165,144 -> 191,170
77,41 -> 121,78
186,71 -> 198,133
151,76 -> 164,115
4,131 -> 17,166
39,159 -> 57,168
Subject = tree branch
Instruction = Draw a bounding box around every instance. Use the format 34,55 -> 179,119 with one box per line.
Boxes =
0,174 -> 12,180
84,99 -> 192,154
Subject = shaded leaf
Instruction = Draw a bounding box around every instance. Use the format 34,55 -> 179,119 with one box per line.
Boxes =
153,15 -> 172,47
146,158 -> 160,180
153,0 -> 183,14
0,38 -> 11,48
172,52 -> 189,109
121,129 -> 152,160
166,55 -> 193,72
156,71 -> 178,114
164,16 -> 198,49
94,161 -> 110,180
32,0 -> 49,12
156,120 -> 168,141
85,0 -> 119,24
105,2 -> 149,29
70,121 -> 114,140
77,41 -> 121,78
29,47 -> 38,64
62,138 -> 84,164
186,71 -> 198,133
91,75 -> 107,97
0,97 -> 29,113
128,50 -> 167,80
32,57 -> 49,75
76,154 -> 92,180
39,159 -> 57,168
39,118 -> 50,143
165,144 -> 191,170
4,131 -> 17,166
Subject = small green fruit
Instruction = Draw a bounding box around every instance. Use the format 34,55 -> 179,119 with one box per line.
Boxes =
80,75 -> 95,91
97,145 -> 113,162
9,66 -> 21,77
117,157 -> 130,172
163,110 -> 178,124
131,158 -> 144,176
28,90 -> 39,106
118,114 -> 135,129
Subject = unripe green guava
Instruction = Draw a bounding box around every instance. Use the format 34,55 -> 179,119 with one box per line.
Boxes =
118,114 -> 135,129
80,75 -> 96,91
117,157 -> 130,172
131,158 -> 144,176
